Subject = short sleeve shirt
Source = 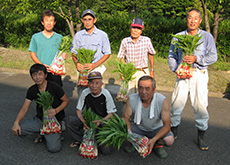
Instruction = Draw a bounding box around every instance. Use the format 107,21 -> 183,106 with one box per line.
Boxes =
26,81 -> 65,121
76,88 -> 117,117
117,36 -> 156,68
70,26 -> 111,63
29,32 -> 63,65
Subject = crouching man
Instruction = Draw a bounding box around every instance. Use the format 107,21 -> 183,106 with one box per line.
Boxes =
66,71 -> 117,155
123,76 -> 174,158
12,64 -> 69,152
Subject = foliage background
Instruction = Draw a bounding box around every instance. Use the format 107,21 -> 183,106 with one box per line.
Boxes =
0,0 -> 230,70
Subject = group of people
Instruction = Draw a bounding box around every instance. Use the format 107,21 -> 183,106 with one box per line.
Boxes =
11,8 -> 217,159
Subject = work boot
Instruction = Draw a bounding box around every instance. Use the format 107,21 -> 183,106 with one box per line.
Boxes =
171,126 -> 178,139
197,129 -> 209,151
153,144 -> 167,159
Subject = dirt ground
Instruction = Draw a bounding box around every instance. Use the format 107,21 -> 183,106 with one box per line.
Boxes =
0,47 -> 229,98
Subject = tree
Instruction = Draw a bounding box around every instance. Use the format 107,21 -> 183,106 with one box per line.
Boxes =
200,0 -> 230,42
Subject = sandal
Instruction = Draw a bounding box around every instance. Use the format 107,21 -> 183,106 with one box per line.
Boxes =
70,140 -> 80,148
34,135 -> 44,144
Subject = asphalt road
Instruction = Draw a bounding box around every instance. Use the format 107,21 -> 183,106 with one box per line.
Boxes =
0,70 -> 230,165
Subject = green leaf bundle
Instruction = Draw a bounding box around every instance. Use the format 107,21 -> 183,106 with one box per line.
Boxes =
36,91 -> 54,110
75,48 -> 97,65
96,113 -> 128,149
113,60 -> 137,82
83,108 -> 101,129
58,35 -> 72,53
172,34 -> 203,55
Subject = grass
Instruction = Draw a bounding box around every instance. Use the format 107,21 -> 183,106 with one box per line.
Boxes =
0,47 -> 229,97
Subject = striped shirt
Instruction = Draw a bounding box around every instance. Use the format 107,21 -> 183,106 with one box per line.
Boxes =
168,29 -> 218,72
117,36 -> 156,68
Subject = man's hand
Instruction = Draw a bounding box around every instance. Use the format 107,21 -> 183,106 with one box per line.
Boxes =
183,55 -> 197,64
46,109 -> 56,118
12,123 -> 21,136
93,120 -> 101,127
61,52 -> 68,60
44,64 -> 51,72
84,63 -> 97,72
147,138 -> 156,155
83,122 -> 90,131
76,63 -> 85,72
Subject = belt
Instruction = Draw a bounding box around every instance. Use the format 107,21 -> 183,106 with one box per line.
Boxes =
194,68 -> 206,74
135,67 -> 148,74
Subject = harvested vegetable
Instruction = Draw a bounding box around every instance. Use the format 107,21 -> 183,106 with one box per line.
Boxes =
78,108 -> 100,159
113,60 -> 137,102
74,48 -> 97,87
49,35 -> 72,75
36,91 -> 61,135
172,34 -> 203,78
97,114 -> 149,158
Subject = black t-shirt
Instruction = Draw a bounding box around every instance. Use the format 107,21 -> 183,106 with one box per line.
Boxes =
26,81 -> 65,121
77,88 -> 117,118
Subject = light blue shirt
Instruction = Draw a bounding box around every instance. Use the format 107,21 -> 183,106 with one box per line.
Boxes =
29,32 -> 62,65
168,29 -> 218,72
70,26 -> 111,63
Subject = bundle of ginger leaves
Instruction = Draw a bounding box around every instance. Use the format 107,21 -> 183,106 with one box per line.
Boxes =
75,48 -> 96,65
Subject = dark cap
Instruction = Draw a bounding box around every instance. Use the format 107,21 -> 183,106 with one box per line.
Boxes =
81,9 -> 96,18
131,18 -> 144,29
87,72 -> 102,80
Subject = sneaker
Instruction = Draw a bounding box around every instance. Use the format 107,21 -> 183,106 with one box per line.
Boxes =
124,144 -> 135,153
154,145 -> 167,159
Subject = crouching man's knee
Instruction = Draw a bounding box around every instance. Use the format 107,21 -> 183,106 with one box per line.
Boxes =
47,144 -> 62,153
164,135 -> 174,146
45,133 -> 62,153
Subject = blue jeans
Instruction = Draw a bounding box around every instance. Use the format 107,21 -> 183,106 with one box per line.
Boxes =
20,116 -> 62,153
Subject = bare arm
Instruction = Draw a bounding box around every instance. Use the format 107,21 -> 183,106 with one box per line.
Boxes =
12,99 -> 32,136
148,53 -> 154,78
122,99 -> 133,132
76,109 -> 90,130
30,51 -> 50,69
147,98 -> 171,154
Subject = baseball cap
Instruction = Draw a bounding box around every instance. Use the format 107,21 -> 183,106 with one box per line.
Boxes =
131,18 -> 144,29
87,72 -> 102,80
81,9 -> 96,18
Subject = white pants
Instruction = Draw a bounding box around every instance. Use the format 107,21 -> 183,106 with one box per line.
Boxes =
170,69 -> 209,131
128,68 -> 150,94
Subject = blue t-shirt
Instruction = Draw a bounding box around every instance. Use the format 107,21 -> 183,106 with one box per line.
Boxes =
29,32 -> 63,65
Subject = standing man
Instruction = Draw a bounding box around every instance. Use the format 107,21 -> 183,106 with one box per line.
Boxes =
168,8 -> 218,151
71,9 -> 111,96
66,72 -> 117,154
29,10 -> 67,87
123,76 -> 174,158
117,18 -> 156,94
12,64 -> 69,153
